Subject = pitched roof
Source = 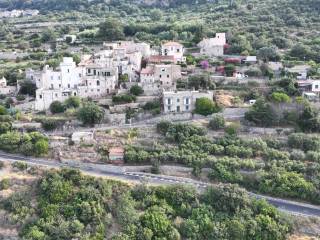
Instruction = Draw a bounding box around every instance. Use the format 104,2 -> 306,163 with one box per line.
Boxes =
149,55 -> 175,63
109,147 -> 124,155
162,41 -> 183,47
141,65 -> 154,74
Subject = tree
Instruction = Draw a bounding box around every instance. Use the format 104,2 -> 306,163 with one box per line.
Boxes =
129,85 -> 144,96
195,98 -> 220,116
77,102 -> 104,126
97,18 -> 125,41
0,105 -> 7,115
245,98 -> 275,127
257,46 -> 278,62
209,115 -> 225,130
19,80 -> 37,96
188,74 -> 215,90
34,139 -> 49,156
50,101 -> 65,114
270,92 -> 291,103
224,64 -> 236,77
64,96 -> 81,108
298,105 -> 320,132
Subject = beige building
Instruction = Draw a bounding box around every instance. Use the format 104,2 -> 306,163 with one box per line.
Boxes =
198,33 -> 226,57
161,41 -> 186,63
140,64 -> 181,94
0,77 -> 16,95
162,90 -> 214,113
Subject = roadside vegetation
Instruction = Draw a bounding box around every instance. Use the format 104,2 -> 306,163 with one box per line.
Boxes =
0,169 -> 292,239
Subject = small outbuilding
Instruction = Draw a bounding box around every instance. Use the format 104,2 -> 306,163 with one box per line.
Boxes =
108,146 -> 124,164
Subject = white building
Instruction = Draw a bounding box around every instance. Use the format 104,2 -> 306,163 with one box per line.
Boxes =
27,57 -> 117,111
198,33 -> 226,57
161,42 -> 185,63
162,90 -> 214,113
27,41 -> 151,111
140,64 -> 181,94
0,77 -> 16,95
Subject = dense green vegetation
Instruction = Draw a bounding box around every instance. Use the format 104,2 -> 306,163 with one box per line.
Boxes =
125,121 -> 320,204
0,169 -> 292,239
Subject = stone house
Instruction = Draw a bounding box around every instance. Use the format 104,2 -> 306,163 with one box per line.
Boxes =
0,77 -> 16,95
161,41 -> 185,63
198,33 -> 226,57
108,146 -> 124,164
139,64 -> 181,94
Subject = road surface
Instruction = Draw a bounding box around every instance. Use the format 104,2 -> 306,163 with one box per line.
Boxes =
0,152 -> 320,218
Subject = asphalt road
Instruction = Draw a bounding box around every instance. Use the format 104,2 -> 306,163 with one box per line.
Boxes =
0,152 -> 320,218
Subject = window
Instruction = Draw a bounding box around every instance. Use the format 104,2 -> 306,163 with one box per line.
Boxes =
177,48 -> 180,52
167,98 -> 172,105
107,72 -> 111,76
185,105 -> 189,111
74,92 -> 77,96
59,84 -> 61,87
55,93 -> 58,97
67,69 -> 70,73
177,98 -> 180,103
51,76 -> 53,80
51,84 -> 54,89
39,94 -> 42,99
185,98 -> 190,105
167,75 -> 169,78
97,89 -> 100,92
161,68 -> 165,72
316,85 -> 319,89
79,73 -> 82,77
93,70 -> 96,75
31,76 -> 33,80
97,80 -> 100,86
168,106 -> 171,111
177,106 -> 180,112
88,69 -> 91,74
68,84 -> 70,88
159,75 -> 162,78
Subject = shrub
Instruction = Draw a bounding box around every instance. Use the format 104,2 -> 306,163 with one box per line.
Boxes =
0,122 -> 12,134
129,85 -> 144,96
12,161 -> 28,171
288,133 -> 320,152
0,178 -> 10,190
263,149 -> 290,161
194,97 -> 220,116
0,161 -> 4,169
305,151 -> 320,162
290,149 -> 305,161
224,123 -> 240,136
49,101 -> 65,114
34,139 -> 49,156
112,94 -> 136,104
77,102 -> 104,126
208,115 -> 225,130
156,121 -> 172,135
64,96 -> 81,108
16,95 -> 26,101
0,105 -> 7,115
41,118 -> 65,131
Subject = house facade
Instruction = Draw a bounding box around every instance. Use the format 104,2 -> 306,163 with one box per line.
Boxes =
161,42 -> 185,63
140,64 -> 181,94
198,33 -> 226,57
28,57 -> 117,111
26,41 -> 151,111
162,90 -> 214,113
0,77 -> 16,95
